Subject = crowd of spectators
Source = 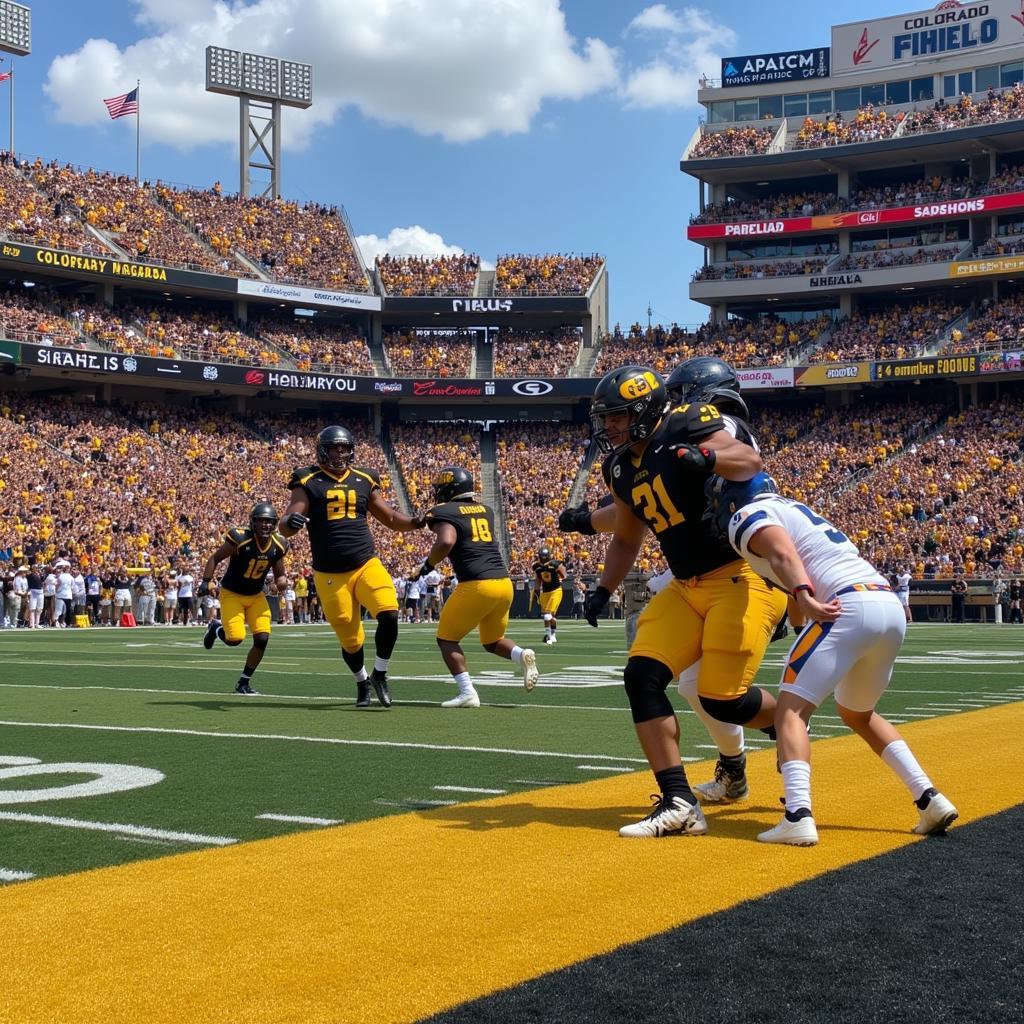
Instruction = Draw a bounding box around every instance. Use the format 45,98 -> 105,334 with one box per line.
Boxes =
170,185 -> 370,292
0,286 -> 83,346
0,155 -> 90,251
691,191 -> 844,225
496,422 -> 589,575
794,106 -> 903,149
806,300 -> 963,363
376,254 -> 479,296
973,236 -> 1024,259
689,126 -> 776,159
948,295 -> 1024,354
693,257 -> 829,282
494,254 -> 602,295
832,245 -> 961,272
903,85 -> 1024,138
249,313 -> 373,374
28,163 -> 231,274
383,329 -> 475,377
492,327 -> 580,377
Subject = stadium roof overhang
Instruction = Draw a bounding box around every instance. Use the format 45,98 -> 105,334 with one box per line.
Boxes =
680,121 -> 1024,186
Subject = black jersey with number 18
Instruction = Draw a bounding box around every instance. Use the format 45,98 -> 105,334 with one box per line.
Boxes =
219,527 -> 289,596
602,403 -> 757,580
425,500 -> 507,581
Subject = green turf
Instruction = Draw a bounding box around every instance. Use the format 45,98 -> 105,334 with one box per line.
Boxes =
0,620 -> 1021,882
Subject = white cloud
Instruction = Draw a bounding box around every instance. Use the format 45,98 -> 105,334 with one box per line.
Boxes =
355,226 -> 496,269
627,4 -> 686,35
621,6 -> 735,109
44,0 -> 619,150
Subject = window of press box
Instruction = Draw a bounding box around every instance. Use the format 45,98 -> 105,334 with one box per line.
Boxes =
910,76 -> 934,101
783,93 -> 807,118
834,86 -> 860,112
886,80 -> 910,105
975,65 -> 999,92
808,91 -> 832,114
734,97 -> 759,122
707,101 -> 733,123
861,81 -> 886,106
1000,61 -> 1023,88
758,95 -> 783,119
997,215 -> 1024,236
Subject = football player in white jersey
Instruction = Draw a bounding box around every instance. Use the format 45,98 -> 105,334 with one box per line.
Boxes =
706,473 -> 958,847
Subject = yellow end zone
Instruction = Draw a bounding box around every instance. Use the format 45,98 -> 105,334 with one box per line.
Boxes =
1,703 -> 1021,1024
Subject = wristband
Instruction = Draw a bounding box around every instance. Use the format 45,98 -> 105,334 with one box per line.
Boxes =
792,584 -> 815,598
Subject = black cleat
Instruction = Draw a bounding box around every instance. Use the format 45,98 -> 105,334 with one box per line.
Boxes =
370,669 -> 392,708
356,679 -> 372,708
203,618 -> 221,650
234,682 -> 259,695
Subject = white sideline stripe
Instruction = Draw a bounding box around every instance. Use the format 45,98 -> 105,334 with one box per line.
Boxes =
576,765 -> 634,773
256,813 -> 344,826
433,786 -> 508,795
0,867 -> 35,882
0,721 -> 650,764
0,811 -> 236,846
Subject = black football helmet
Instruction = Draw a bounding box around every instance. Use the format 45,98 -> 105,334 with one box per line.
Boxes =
666,356 -> 748,419
316,425 -> 355,472
703,472 -> 778,541
538,547 -> 552,561
250,502 -> 279,539
590,365 -> 668,455
432,466 -> 475,503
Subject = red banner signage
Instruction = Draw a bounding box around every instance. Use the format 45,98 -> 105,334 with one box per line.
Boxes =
687,190 -> 1024,241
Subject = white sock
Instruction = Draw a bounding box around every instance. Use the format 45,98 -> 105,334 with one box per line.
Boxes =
781,760 -> 812,815
881,740 -> 932,801
510,646 -> 524,664
354,668 -> 368,683
374,657 -> 389,674
678,665 -> 744,757
453,671 -> 473,694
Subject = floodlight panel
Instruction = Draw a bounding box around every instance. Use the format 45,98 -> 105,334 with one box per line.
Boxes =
206,44 -> 242,96
0,0 -> 31,57
242,51 -> 280,100
280,59 -> 313,108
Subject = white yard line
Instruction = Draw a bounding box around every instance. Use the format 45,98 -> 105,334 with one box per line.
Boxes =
0,720 -> 651,764
0,867 -> 35,882
256,813 -> 344,826
432,786 -> 508,795
576,765 -> 635,773
0,811 -> 236,846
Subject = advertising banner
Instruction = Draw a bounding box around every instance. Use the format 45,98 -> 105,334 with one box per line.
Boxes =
832,0 -> 1023,76
795,362 -> 872,386
0,339 -> 18,364
735,367 -> 795,390
980,350 -> 1024,372
236,277 -> 382,312
873,354 -> 982,380
687,190 -> 1024,241
949,254 -> 1024,278
720,48 -> 830,87
382,295 -> 590,314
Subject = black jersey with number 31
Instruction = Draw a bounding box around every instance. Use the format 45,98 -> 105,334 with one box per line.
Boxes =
603,403 -> 756,579
425,500 -> 507,581
219,527 -> 289,596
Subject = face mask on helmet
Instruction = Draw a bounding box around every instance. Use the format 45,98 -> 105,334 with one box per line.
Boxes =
317,426 -> 356,472
591,367 -> 667,455
666,358 -> 744,416
702,472 -> 778,542
538,547 -> 551,561
432,467 -> 474,504
250,503 -> 279,539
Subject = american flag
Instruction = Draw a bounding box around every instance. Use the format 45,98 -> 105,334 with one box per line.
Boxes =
103,87 -> 139,120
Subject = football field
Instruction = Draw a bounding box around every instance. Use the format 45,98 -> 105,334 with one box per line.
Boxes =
1,619 -> 1022,1022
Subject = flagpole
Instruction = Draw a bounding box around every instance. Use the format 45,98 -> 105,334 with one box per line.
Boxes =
9,63 -> 13,157
135,79 -> 140,183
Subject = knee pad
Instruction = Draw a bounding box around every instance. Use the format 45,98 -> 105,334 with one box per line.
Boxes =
542,613 -> 552,622
374,610 -> 399,658
622,656 -> 674,724
699,687 -> 764,726
252,632 -> 269,652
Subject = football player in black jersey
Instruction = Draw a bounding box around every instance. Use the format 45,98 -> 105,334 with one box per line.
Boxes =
577,365 -> 787,838
411,466 -> 539,707
280,424 -> 426,709
531,546 -> 567,644
199,502 -> 289,695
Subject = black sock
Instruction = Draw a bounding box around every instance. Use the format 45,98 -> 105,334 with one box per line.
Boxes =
374,611 -> 399,660
761,725 -> 778,741
915,787 -> 937,809
785,806 -> 813,823
341,647 -> 364,675
721,751 -> 746,776
238,667 -> 255,685
216,627 -> 226,643
654,765 -> 695,804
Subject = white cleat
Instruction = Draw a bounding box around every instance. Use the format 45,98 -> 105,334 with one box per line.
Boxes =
619,795 -> 708,838
520,648 -> 539,692
758,814 -> 819,846
441,690 -> 481,709
912,790 -> 958,835
548,634 -> 557,644
693,757 -> 749,803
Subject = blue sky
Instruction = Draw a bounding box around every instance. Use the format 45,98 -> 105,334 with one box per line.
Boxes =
14,1 -> 904,326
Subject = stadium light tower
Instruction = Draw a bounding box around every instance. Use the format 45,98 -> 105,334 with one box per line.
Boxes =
205,45 -> 312,199
0,1 -> 31,156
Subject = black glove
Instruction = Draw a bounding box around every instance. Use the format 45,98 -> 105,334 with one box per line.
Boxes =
558,501 -> 596,536
770,616 -> 789,644
411,512 -> 427,529
669,442 -> 716,472
284,512 -> 309,531
409,559 -> 433,582
585,586 -> 611,627
197,579 -> 211,598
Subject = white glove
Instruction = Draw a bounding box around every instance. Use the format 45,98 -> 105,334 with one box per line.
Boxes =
647,569 -> 674,595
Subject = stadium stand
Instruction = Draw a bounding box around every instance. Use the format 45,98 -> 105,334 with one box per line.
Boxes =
689,125 -> 775,159
0,156 -> 91,251
494,254 -> 603,295
248,312 -> 374,374
376,254 -> 480,296
492,327 -> 580,378
383,329 -> 475,377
